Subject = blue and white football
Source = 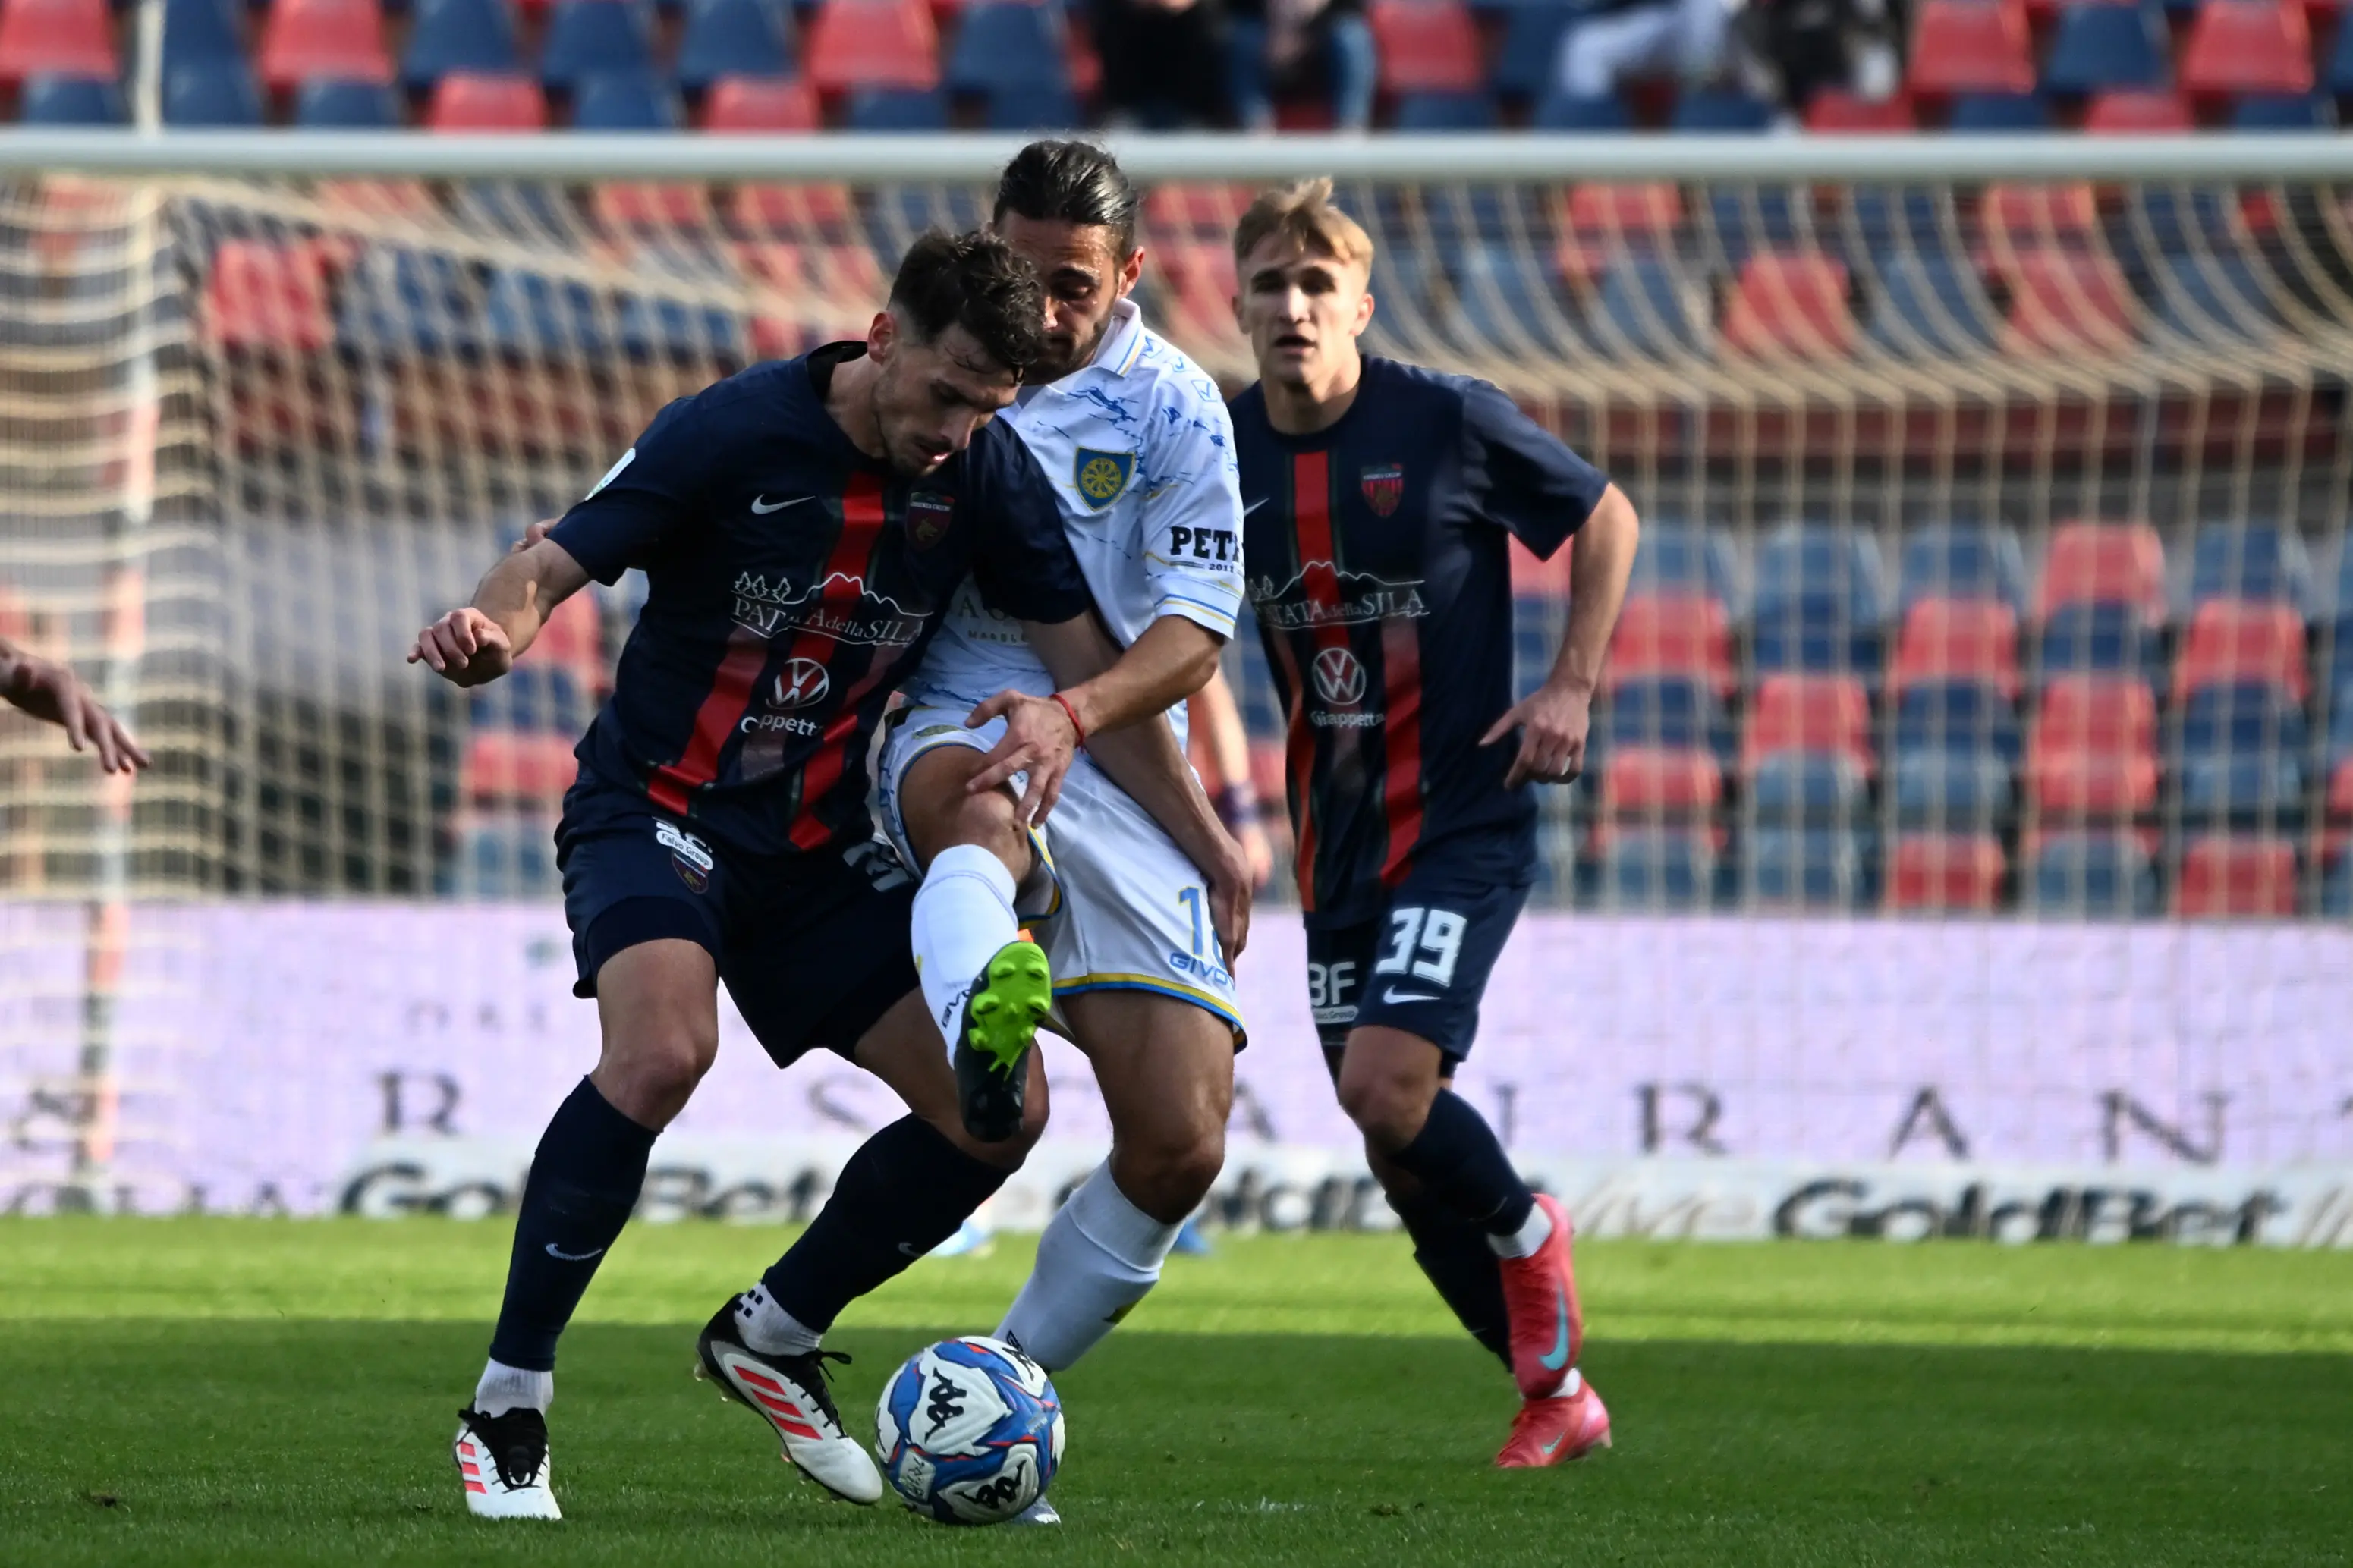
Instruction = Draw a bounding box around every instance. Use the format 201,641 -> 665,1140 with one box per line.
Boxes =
873,1336 -> 1064,1525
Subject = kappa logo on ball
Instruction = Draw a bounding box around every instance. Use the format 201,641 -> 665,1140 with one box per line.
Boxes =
1311,646 -> 1367,708
771,658 -> 831,709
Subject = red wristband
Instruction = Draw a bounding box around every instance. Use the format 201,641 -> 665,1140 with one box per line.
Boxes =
1049,691 -> 1087,747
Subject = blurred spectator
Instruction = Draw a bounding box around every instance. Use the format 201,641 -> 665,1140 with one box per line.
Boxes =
1555,0 -> 1735,100
1227,0 -> 1376,133
1734,0 -> 1902,121
1092,0 -> 1232,128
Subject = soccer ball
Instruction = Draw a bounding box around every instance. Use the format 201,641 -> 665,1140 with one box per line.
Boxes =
873,1336 -> 1064,1525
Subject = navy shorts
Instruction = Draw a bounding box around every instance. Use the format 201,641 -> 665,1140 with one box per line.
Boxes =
557,781 -> 920,1070
1304,859 -> 1530,1063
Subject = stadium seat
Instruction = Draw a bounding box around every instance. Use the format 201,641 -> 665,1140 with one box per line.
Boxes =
704,71 -> 821,128
258,0 -> 394,89
1722,253 -> 1855,360
1898,523 -> 2030,615
1490,5 -> 1574,100
1751,523 -> 1888,674
1892,747 -> 2015,827
297,77 -> 401,127
1603,676 -> 1733,759
945,0 -> 1065,96
2024,831 -> 2158,915
678,0 -> 793,92
1868,254 -> 2002,357
574,70 -> 681,127
2174,834 -> 2299,917
2037,601 -> 2157,680
1601,746 -> 1722,819
463,731 -> 582,804
2176,682 -> 2307,824
1981,181 -> 2098,246
164,61 -> 263,125
2325,851 -> 2353,917
983,83 -> 1082,129
1744,828 -> 1866,910
204,241 -> 334,353
2179,0 -> 2313,96
335,247 -> 476,357
1895,680 -> 2023,763
527,584 -> 608,675
1623,520 -> 1738,611
845,84 -> 948,127
2153,251 -> 2282,344
805,0 -> 941,92
1605,592 -> 1734,696
1748,749 -> 1870,824
1743,673 -> 1875,777
1367,0 -> 1482,93
0,0 -> 115,83
1805,88 -> 1916,131
1888,833 -> 2006,912
539,0 -> 656,91
1908,0 -> 2034,96
1556,184 -> 1681,288
455,810 -> 562,897
1392,90 -> 1498,130
2042,3 -> 2171,95
160,0 -> 244,77
1592,257 -> 1704,357
469,667 -> 592,733
2185,522 -> 2311,613
483,269 -> 611,357
2325,19 -> 2353,98
1946,90 -> 2049,130
401,0 -> 521,90
1601,828 -> 1716,910
2083,86 -> 2194,132
427,70 -> 548,128
2229,92 -> 2336,130
1892,598 -> 2021,699
2173,599 -> 2309,702
1532,90 -> 1631,131
20,71 -> 122,123
2038,520 -> 2167,622
1671,88 -> 1773,133
2027,674 -> 2158,819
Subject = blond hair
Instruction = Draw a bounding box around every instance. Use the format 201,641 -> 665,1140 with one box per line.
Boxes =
1232,178 -> 1376,272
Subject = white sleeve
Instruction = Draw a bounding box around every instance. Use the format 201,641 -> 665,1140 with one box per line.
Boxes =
1139,381 -> 1246,639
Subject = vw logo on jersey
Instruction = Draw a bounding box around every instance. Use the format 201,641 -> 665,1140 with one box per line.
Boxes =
1311,646 -> 1367,708
1072,448 -> 1135,512
772,658 -> 832,708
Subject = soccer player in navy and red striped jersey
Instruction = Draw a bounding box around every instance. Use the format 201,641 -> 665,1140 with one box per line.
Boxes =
410,233 -> 1178,1519
1228,181 -> 1640,1469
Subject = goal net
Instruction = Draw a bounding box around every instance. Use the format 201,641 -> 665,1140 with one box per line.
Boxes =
2,137 -> 2348,1228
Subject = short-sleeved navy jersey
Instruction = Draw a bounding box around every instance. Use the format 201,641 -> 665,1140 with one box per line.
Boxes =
550,344 -> 1091,857
1231,356 -> 1610,927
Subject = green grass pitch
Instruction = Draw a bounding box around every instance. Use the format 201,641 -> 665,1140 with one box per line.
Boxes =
4,1219 -> 2349,1566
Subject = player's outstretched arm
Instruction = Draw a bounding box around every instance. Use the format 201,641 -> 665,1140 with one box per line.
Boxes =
408,536 -> 591,689
0,634 -> 150,774
1480,483 -> 1640,787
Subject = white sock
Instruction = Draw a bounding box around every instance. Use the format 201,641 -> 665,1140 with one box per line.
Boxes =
1487,1199 -> 1554,1260
473,1359 -> 553,1418
1548,1367 -> 1584,1401
996,1161 -> 1182,1371
735,1282 -> 822,1357
912,842 -> 1021,1054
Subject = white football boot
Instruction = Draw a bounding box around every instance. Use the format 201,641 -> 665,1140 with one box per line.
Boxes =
695,1297 -> 884,1504
453,1406 -> 562,1519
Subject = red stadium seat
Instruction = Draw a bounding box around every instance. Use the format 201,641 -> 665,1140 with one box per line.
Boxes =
1606,592 -> 1733,695
1888,832 -> 2007,911
203,242 -> 334,354
1367,0 -> 1483,93
464,732 -> 582,805
257,0 -> 394,89
527,592 -> 608,678
805,0 -> 940,92
1907,0 -> 2034,95
2175,834 -> 2299,917
0,0 -> 115,83
1144,184 -> 1255,238
1562,183 -> 1685,237
1508,540 -> 1571,598
1742,674 -> 1874,778
2037,520 -> 2166,622
428,71 -> 549,130
2172,599 -> 2310,702
1892,599 -> 2021,698
1722,253 -> 1856,360
2026,674 -> 2157,819
1982,182 -> 2099,245
731,181 -> 857,235
2083,88 -> 2195,134
1805,88 -> 1917,131
1603,746 -> 1722,818
1156,239 -> 1240,336
594,182 -> 713,232
714,78 -> 851,236
2328,756 -> 2353,822
2181,0 -> 2314,96
703,74 -> 821,130
2000,249 -> 2136,356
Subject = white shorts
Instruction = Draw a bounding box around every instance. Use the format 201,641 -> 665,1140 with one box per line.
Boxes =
876,705 -> 1246,1043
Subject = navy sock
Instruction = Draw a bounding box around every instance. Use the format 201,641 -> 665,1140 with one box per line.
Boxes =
1383,1090 -> 1536,1237
486,1076 -> 657,1372
763,1116 -> 1008,1333
1390,1188 -> 1512,1370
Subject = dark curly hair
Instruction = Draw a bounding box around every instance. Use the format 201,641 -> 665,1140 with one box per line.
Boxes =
993,139 -> 1139,259
888,229 -> 1048,379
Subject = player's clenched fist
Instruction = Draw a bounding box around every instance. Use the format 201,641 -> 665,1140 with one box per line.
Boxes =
409,607 -> 515,687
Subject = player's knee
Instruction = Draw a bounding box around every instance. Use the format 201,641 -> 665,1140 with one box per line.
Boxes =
1335,1068 -> 1430,1152
1116,1123 -> 1225,1221
597,1020 -> 717,1127
942,787 -> 1028,874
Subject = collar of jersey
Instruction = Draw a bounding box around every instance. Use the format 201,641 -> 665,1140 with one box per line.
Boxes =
1085,297 -> 1147,381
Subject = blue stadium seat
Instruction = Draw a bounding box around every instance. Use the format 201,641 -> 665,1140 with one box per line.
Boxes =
1603,828 -> 1716,910
1743,828 -> 1866,910
2043,3 -> 2170,94
1751,523 -> 1888,675
1898,523 -> 2030,615
21,73 -> 124,124
162,0 -> 245,76
617,290 -> 747,360
846,86 -> 949,130
2231,93 -> 2336,131
1946,91 -> 2049,132
457,813 -> 562,897
297,77 -> 401,127
574,70 -> 681,127
1848,185 -> 1948,256
2026,833 -> 2158,916
1672,88 -> 1773,133
945,0 -> 1068,96
164,61 -> 263,127
676,0 -> 792,93
1626,521 -> 1741,613
2325,854 -> 2353,917
985,85 -> 1083,129
1532,90 -> 1629,130
1894,680 -> 2021,763
402,0 -> 521,90
483,269 -> 611,357
2333,548 -> 2353,686
2153,253 -> 2281,344
1603,676 -> 1734,762
1394,90 -> 1499,130
1892,749 -> 2014,828
336,250 -> 477,357
1748,750 -> 1869,823
1593,257 -> 1703,357
540,0 -> 656,92
2175,682 -> 2308,824
2331,683 -> 2353,764
2326,16 -> 2353,98
1491,5 -> 1573,99
1449,244 -> 1575,354
1868,253 -> 2000,357
2185,522 -> 2311,614
1707,186 -> 1804,268
469,668 -> 591,732
1232,635 -> 1282,736
2037,602 -> 2156,681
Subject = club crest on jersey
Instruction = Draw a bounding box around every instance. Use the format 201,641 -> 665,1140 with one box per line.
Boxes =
1073,448 -> 1135,511
1359,463 -> 1405,517
907,491 -> 955,551
1312,646 -> 1367,708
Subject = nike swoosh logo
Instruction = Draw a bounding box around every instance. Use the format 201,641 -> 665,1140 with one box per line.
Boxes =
1381,988 -> 1442,1004
898,1241 -> 925,1258
750,494 -> 813,514
544,1243 -> 606,1262
1538,1431 -> 1567,1458
1539,1284 -> 1571,1373
1241,498 -> 1269,517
